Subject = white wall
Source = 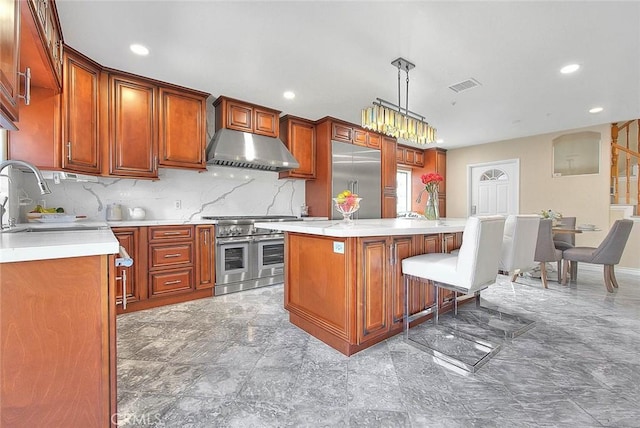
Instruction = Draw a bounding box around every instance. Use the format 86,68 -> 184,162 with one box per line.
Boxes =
446,123 -> 639,269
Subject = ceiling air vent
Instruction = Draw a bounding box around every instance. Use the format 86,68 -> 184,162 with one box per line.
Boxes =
448,78 -> 482,93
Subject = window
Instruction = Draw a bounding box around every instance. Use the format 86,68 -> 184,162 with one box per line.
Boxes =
397,169 -> 412,213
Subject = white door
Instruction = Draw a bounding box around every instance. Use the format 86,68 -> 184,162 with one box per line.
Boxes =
468,160 -> 519,216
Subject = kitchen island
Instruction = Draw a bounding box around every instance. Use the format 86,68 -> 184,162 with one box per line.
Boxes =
1,224 -> 120,427
255,218 -> 467,355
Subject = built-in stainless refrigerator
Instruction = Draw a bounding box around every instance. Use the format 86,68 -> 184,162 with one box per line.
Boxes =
331,140 -> 381,219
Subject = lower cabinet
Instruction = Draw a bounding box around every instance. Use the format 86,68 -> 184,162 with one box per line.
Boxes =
285,231 -> 463,355
0,255 -> 116,426
112,225 -> 214,314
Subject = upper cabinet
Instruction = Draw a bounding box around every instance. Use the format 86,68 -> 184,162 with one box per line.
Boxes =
397,145 -> 425,168
214,96 -> 280,137
381,136 -> 397,218
28,0 -> 63,87
108,72 -> 157,178
158,87 -> 207,170
62,47 -> 101,174
0,0 -> 20,129
331,120 -> 380,149
279,115 -> 316,180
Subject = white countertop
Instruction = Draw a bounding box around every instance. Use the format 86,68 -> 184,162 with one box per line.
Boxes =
255,218 -> 468,237
0,222 -> 120,264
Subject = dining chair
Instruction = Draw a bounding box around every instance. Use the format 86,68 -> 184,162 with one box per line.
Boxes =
402,216 -> 508,372
553,216 -> 576,279
498,214 -> 541,282
534,218 -> 563,288
562,219 -> 634,292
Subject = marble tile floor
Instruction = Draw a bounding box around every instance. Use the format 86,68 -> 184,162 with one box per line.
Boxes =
117,267 -> 640,427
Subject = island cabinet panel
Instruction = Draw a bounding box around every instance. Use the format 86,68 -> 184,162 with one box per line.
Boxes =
357,237 -> 390,344
285,234 -> 357,353
0,255 -> 115,427
108,74 -> 157,178
158,87 -> 207,170
283,230 -> 467,356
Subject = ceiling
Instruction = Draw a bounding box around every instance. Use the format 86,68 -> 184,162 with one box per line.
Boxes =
55,1 -> 640,150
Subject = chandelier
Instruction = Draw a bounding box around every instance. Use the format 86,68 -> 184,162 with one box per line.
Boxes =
361,57 -> 437,145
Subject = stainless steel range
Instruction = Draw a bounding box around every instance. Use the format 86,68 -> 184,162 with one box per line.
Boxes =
201,216 -> 300,295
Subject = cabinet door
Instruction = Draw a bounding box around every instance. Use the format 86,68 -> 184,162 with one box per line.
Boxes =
254,107 -> 278,137
414,150 -> 424,167
113,228 -> 142,312
158,87 -> 206,170
109,74 -> 157,178
353,129 -> 367,146
440,233 -> 458,307
226,100 -> 252,132
279,117 -> 316,179
62,49 -> 101,174
357,237 -> 390,344
331,122 -> 352,143
396,147 -> 405,163
436,149 -> 446,194
0,0 -> 20,128
367,133 -> 381,149
195,225 -> 215,290
391,235 -> 413,326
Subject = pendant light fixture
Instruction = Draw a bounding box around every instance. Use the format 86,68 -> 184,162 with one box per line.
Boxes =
361,57 -> 437,145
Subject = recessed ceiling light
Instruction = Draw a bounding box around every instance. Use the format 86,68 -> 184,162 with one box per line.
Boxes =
560,64 -> 580,74
589,107 -> 604,114
283,91 -> 295,100
435,139 -> 444,144
130,44 -> 149,56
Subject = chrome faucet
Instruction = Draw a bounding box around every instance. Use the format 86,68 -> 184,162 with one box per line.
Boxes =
0,160 -> 51,230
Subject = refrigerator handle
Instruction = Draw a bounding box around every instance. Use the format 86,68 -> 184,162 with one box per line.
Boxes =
352,180 -> 358,195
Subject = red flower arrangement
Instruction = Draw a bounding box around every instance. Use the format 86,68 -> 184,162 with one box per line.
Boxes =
420,172 -> 443,194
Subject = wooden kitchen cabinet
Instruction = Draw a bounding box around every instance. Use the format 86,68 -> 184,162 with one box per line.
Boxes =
27,0 -> 63,88
158,86 -> 208,170
354,129 -> 381,149
195,225 -> 215,290
214,96 -> 280,137
62,46 -> 101,174
113,227 -> 146,313
111,225 -> 211,313
148,225 -> 195,298
381,136 -> 397,218
286,231 -> 457,355
279,115 -> 316,179
108,72 -> 158,178
0,0 -> 20,129
397,145 -> 425,167
0,254 -> 116,426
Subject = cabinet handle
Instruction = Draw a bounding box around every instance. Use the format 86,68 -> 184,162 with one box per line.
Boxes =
163,253 -> 181,258
66,142 -> 72,161
389,244 -> 395,265
164,280 -> 181,285
154,155 -> 158,170
115,269 -> 128,310
18,68 -> 31,106
162,231 -> 182,236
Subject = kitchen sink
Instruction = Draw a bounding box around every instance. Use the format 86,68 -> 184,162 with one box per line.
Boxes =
1,224 -> 110,233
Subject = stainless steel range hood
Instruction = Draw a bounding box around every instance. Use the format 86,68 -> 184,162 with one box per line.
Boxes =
206,128 -> 299,172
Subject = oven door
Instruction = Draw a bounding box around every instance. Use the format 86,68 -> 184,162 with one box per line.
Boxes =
215,236 -> 252,285
253,235 -> 285,279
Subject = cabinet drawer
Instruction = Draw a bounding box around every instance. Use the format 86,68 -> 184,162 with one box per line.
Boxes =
150,243 -> 193,268
149,226 -> 194,241
332,123 -> 352,142
150,269 -> 194,296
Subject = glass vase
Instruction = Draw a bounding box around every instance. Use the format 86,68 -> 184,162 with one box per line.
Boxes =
424,191 -> 440,220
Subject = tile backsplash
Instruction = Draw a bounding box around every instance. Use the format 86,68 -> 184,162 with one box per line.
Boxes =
17,166 -> 305,221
